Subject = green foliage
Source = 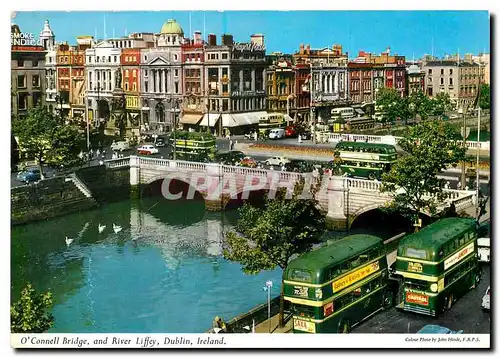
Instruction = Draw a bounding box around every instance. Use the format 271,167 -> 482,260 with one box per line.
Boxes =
11,283 -> 54,333
381,120 -> 467,222
479,84 -> 490,110
409,90 -> 434,121
375,87 -> 402,123
223,184 -> 326,273
432,92 -> 453,116
12,105 -> 85,176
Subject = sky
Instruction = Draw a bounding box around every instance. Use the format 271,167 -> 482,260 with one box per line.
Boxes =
13,10 -> 490,59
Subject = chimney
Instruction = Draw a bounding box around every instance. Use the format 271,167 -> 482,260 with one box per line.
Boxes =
299,43 -> 304,55
250,33 -> 264,46
306,44 -> 311,55
194,31 -> 202,45
208,33 -> 216,46
222,34 -> 233,46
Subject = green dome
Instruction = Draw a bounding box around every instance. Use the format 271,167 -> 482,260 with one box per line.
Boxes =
160,19 -> 184,35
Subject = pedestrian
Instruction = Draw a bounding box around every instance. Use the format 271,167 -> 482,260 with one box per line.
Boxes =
298,134 -> 302,143
229,140 -> 233,151
102,149 -> 106,158
89,148 -> 94,158
96,148 -> 101,158
457,181 -> 461,190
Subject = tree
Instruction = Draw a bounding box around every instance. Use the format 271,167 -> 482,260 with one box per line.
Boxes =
432,92 -> 453,116
409,90 -> 434,121
223,181 -> 326,327
381,120 -> 467,230
375,87 -> 402,123
479,84 -> 490,110
12,105 -> 85,178
11,283 -> 54,333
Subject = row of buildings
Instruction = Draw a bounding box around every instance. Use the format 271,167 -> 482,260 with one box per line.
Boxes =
11,19 -> 490,138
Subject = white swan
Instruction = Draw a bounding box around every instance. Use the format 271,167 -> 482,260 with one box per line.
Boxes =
113,224 -> 122,234
98,224 -> 106,233
65,236 -> 74,247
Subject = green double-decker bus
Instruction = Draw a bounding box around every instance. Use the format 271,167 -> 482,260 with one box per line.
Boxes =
395,218 -> 480,317
283,235 -> 394,333
333,141 -> 398,180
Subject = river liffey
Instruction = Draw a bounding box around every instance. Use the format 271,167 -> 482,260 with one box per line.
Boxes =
11,198 -> 283,333
11,196 -> 408,333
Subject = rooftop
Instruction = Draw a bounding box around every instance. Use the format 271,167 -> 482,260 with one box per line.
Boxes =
424,60 -> 479,67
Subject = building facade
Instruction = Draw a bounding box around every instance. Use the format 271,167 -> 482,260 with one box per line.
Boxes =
85,40 -> 122,131
406,63 -> 425,95
179,31 -> 205,129
121,48 -> 141,134
11,24 -> 46,120
39,20 -> 57,113
139,19 -> 184,132
200,33 -> 267,135
265,55 -> 295,119
422,60 -> 480,109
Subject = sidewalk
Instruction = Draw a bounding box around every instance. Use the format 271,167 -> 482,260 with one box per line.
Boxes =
254,313 -> 293,334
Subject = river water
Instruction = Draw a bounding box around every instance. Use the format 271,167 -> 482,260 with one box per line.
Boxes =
11,197 -> 405,333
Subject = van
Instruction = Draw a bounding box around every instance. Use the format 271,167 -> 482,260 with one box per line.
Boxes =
268,128 -> 285,140
477,237 -> 490,263
111,141 -> 131,152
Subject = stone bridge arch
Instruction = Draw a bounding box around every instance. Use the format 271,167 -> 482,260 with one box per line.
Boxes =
142,175 -> 206,206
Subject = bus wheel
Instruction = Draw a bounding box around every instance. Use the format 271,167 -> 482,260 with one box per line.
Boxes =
368,172 -> 376,180
383,291 -> 394,309
447,294 -> 454,310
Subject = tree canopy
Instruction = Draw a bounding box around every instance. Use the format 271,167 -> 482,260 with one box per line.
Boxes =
223,180 -> 326,326
479,84 -> 490,110
381,120 -> 467,226
11,283 -> 54,333
12,105 -> 85,177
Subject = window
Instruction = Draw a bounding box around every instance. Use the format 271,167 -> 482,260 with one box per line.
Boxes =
18,93 -> 27,110
449,78 -> 453,85
450,69 -> 453,75
32,75 -> 40,87
17,60 -> 24,67
222,84 -> 228,93
32,60 -> 39,67
125,69 -> 129,77
97,56 -> 100,62
174,82 -> 179,93
144,55 -> 148,61
144,70 -> 148,77
33,92 -> 41,106
440,77 -> 444,85
222,53 -> 228,60
223,99 -> 229,111
174,54 -> 178,61
222,68 -> 228,77
174,69 -> 179,77
144,81 -> 148,92
133,70 -> 137,77
428,69 -> 432,75
440,69 -> 444,75
17,75 -> 26,88
125,82 -> 129,91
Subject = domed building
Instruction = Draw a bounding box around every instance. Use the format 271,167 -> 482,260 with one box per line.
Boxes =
156,19 -> 185,47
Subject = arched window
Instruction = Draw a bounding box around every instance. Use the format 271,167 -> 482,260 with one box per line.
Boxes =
155,102 -> 165,123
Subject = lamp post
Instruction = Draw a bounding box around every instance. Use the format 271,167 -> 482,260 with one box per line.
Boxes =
167,94 -> 181,161
263,280 -> 273,333
458,106 -> 468,188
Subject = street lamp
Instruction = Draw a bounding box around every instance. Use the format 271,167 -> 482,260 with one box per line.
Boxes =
263,280 -> 273,333
458,106 -> 468,188
167,94 -> 181,161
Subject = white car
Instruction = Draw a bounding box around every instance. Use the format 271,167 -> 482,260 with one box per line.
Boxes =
482,286 -> 490,311
137,144 -> 159,155
111,140 -> 131,152
449,114 -> 460,119
477,238 -> 490,263
265,156 -> 290,166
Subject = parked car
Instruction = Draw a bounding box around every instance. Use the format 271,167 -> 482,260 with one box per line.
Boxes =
239,156 -> 257,168
137,144 -> 159,155
417,325 -> 463,334
155,137 -> 166,147
215,151 -> 245,165
284,160 -> 314,173
265,156 -> 290,167
449,114 -> 460,119
478,238 -> 490,263
110,140 -> 131,152
482,286 -> 490,311
16,167 -> 41,184
299,131 -> 312,140
268,128 -> 285,139
285,126 -> 298,138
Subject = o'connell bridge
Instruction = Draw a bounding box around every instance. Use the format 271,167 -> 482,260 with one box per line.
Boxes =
105,156 -> 477,230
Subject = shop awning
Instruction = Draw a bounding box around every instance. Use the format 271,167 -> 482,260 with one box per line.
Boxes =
180,114 -> 203,125
199,114 -> 221,127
